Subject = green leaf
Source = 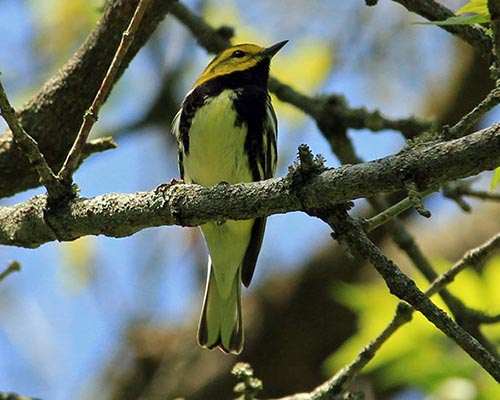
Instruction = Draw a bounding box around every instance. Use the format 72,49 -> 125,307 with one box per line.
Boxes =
491,167 -> 500,190
416,0 -> 491,28
417,14 -> 490,26
456,0 -> 489,17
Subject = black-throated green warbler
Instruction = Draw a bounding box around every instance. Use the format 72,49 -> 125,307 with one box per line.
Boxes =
172,41 -> 287,354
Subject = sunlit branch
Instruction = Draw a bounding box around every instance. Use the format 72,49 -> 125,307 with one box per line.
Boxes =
57,0 -> 152,194
447,87 -> 500,139
1,124 -> 500,248
0,79 -> 64,198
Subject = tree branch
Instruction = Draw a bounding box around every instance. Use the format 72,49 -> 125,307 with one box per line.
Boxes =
426,232 -> 500,296
488,0 -> 500,75
0,0 -> 176,199
57,0 -> 152,189
265,231 -> 500,399
324,228 -> 500,395
1,123 -> 500,248
443,180 -> 500,208
0,78 -> 64,198
364,187 -> 436,232
322,206 -> 500,382
447,87 -> 500,139
270,87 -> 432,140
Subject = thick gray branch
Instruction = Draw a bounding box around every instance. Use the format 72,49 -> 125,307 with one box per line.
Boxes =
1,123 -> 499,248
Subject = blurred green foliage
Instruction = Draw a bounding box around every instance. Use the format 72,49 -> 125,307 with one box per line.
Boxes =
327,256 -> 500,399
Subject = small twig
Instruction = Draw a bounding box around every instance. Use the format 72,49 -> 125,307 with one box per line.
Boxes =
272,88 -> 432,141
444,181 -> 500,203
0,260 -> 21,282
57,0 -> 152,186
459,188 -> 500,201
426,232 -> 500,297
365,187 -> 437,232
442,182 -> 473,212
446,88 -> 500,139
297,144 -> 317,175
291,144 -> 326,179
478,314 -> 500,324
81,137 -> 118,160
315,303 -> 413,397
340,102 -> 432,140
0,78 -> 65,199
404,181 -> 432,218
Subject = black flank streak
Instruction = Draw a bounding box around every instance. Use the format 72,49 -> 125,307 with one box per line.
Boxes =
233,87 -> 268,181
179,92 -> 208,155
178,150 -> 184,179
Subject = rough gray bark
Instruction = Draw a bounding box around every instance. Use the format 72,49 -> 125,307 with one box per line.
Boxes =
1,123 -> 499,248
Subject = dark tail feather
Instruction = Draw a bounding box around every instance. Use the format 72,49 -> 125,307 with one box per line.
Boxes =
198,261 -> 243,354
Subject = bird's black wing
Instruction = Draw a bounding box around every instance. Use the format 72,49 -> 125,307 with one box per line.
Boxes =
241,98 -> 277,287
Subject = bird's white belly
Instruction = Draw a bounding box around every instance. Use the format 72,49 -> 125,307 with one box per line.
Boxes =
183,90 -> 252,186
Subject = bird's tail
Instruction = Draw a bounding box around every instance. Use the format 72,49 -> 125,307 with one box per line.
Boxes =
198,260 -> 243,354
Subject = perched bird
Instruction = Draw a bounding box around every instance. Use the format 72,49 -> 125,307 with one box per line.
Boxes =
172,41 -> 287,354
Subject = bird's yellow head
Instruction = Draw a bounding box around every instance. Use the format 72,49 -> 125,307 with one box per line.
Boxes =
194,40 -> 288,88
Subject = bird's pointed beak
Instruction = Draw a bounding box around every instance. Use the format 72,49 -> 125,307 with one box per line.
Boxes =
261,40 -> 288,59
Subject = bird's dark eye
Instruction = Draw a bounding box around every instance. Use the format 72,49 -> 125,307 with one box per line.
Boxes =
232,50 -> 245,58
